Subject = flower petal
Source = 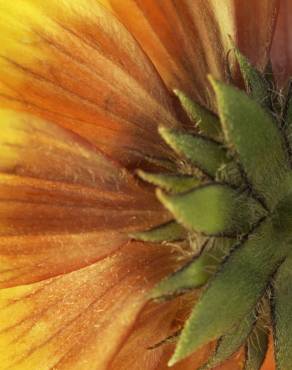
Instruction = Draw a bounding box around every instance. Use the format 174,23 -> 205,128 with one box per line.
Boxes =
271,0 -> 292,86
233,0 -> 279,71
0,242 -> 177,370
0,109 -> 169,286
0,0 -> 180,168
110,291 -> 214,370
262,341 -> 275,370
106,0 -> 279,109
109,301 -> 179,370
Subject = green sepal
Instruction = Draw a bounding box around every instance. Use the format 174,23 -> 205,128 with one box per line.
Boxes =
130,220 -> 187,243
151,238 -> 233,300
169,219 -> 288,366
201,311 -> 256,369
137,170 -> 200,193
272,256 -> 292,370
244,315 -> 269,370
173,89 -> 221,140
158,126 -> 228,178
233,46 -> 270,106
157,184 -> 265,235
210,77 -> 289,209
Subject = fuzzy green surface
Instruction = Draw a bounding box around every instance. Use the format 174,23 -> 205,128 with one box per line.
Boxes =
133,49 -> 292,369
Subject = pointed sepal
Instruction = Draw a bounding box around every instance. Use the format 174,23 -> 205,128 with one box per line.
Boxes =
244,315 -> 269,370
159,126 -> 228,178
174,89 -> 221,140
272,256 -> 292,370
233,46 -> 270,106
137,170 -> 200,193
169,219 -> 288,366
151,239 -> 233,300
210,77 -> 289,209
201,311 -> 256,369
130,220 -> 187,243
157,184 -> 265,235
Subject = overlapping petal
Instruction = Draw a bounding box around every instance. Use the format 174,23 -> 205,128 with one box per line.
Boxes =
0,242 -> 178,370
108,290 -> 224,370
0,0 -> 180,169
105,0 -> 279,109
0,109 -> 170,287
0,1 -> 284,370
109,301 -> 179,370
271,0 -> 292,86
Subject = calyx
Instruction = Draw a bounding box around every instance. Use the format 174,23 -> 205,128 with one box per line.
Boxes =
132,48 -> 292,369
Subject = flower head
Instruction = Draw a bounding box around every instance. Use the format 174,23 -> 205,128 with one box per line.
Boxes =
0,1 -> 291,369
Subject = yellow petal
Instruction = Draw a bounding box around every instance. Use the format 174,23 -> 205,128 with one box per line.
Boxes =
271,0 -> 292,86
106,0 -> 279,109
0,242 -> 177,370
0,109 -> 169,287
0,0 -> 179,169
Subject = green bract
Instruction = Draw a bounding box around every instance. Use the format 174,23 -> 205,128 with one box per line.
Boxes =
201,310 -> 255,369
131,48 -> 292,369
173,89 -> 221,140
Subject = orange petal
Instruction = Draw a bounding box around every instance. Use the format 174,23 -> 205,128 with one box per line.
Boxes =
0,242 -> 178,370
271,0 -> 292,86
0,109 -> 170,286
233,0 -> 279,70
106,0 -> 279,109
0,0 -> 180,169
111,292 -> 214,370
109,300 -> 179,370
261,338 -> 275,370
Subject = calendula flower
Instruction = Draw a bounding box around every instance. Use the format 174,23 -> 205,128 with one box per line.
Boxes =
1,1 -> 292,369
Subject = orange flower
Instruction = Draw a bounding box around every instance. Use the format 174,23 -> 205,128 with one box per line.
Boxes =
0,1 -> 290,369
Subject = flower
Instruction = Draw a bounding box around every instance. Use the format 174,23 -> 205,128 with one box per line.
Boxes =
0,1 -> 290,369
